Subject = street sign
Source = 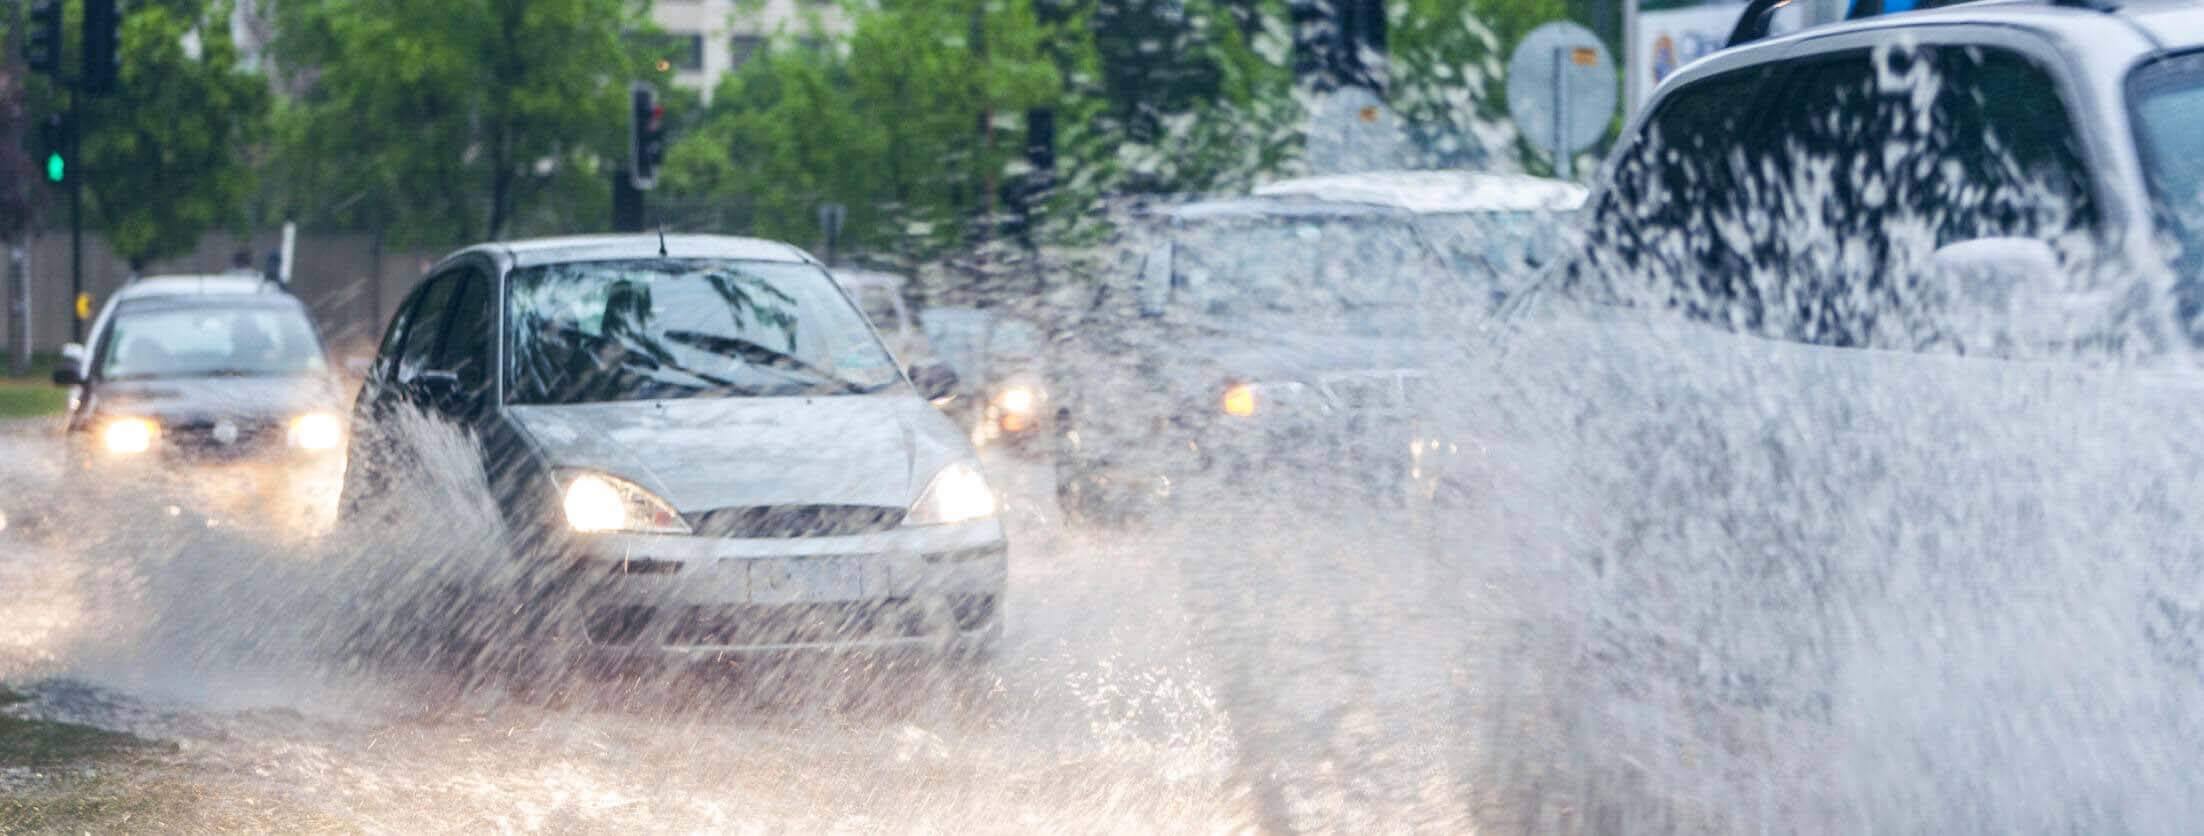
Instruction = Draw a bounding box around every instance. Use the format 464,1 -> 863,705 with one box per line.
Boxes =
1505,21 -> 1618,179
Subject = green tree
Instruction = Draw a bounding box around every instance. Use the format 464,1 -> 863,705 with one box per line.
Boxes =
662,0 -> 1070,258
36,0 -> 272,267
271,0 -> 655,244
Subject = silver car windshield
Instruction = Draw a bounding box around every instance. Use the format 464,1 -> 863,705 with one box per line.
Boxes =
506,258 -> 903,404
2132,51 -> 2204,278
100,302 -> 327,382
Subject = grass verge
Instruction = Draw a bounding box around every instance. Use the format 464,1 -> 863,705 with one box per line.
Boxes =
0,687 -> 162,767
0,353 -> 64,420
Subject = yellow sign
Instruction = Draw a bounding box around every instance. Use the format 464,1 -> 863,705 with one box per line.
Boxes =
74,292 -> 89,320
1571,47 -> 1600,67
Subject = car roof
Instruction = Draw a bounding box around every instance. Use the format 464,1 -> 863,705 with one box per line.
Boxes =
831,268 -> 909,290
1252,170 -> 1588,213
452,234 -> 816,270
113,272 -> 292,303
1698,0 -> 2199,80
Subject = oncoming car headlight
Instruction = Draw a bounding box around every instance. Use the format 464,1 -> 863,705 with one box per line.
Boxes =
994,386 -> 1039,432
101,417 -> 159,455
559,470 -> 690,534
1220,380 -> 1315,418
288,412 -> 344,451
906,461 -> 997,526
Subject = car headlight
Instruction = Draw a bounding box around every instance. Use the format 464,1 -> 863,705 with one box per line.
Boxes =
994,386 -> 1037,415
1219,380 -> 1316,418
559,470 -> 690,534
905,461 -> 997,526
288,412 -> 344,451
101,417 -> 159,455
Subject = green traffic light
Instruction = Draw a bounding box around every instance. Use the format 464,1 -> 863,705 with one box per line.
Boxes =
44,152 -> 63,183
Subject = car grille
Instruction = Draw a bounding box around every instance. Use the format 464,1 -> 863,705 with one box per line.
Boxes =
1315,370 -> 1425,414
684,505 -> 906,538
161,417 -> 284,459
587,600 -> 928,646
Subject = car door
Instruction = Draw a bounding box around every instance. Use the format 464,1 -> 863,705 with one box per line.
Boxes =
339,271 -> 457,513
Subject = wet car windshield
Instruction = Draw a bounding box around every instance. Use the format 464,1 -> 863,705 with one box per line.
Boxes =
1170,216 -> 1452,327
99,303 -> 327,381
507,259 -> 902,403
2132,51 -> 2204,275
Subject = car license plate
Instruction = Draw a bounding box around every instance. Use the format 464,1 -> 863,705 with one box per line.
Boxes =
749,557 -> 863,603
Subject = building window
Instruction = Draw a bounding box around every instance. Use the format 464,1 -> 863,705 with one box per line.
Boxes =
729,35 -> 764,71
632,32 -> 705,72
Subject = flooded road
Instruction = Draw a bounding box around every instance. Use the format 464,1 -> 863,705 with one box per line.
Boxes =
0,423 -> 1516,833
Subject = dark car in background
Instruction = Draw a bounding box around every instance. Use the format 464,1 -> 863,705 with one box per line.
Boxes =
1048,171 -> 1582,522
921,307 -> 1049,455
51,274 -> 349,532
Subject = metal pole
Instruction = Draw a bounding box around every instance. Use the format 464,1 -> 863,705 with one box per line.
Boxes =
68,87 -> 81,343
7,247 -> 26,375
1623,0 -> 1641,115
1552,47 -> 1570,181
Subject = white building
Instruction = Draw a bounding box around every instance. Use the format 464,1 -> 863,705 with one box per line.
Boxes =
649,0 -> 852,100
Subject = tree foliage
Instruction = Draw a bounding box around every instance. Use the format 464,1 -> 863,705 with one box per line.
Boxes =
37,0 -> 273,266
662,0 -> 1070,258
271,0 -> 655,245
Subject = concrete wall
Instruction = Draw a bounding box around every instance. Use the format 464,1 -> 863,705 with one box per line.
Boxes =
6,231 -> 444,360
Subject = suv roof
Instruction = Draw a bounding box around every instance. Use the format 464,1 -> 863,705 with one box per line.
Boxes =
1704,0 -> 2203,80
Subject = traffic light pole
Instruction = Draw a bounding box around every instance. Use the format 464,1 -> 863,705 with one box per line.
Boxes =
67,86 -> 80,342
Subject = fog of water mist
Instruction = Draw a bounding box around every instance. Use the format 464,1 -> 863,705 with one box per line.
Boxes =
8,41 -> 2204,832
1431,41 -> 2204,833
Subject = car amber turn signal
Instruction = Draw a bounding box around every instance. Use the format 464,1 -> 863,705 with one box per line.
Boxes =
1221,383 -> 1257,417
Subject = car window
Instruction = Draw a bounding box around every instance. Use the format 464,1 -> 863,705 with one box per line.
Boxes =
437,268 -> 495,393
1756,45 -> 2095,347
98,302 -> 327,381
396,273 -> 458,384
507,259 -> 902,403
374,288 -> 418,383
1571,46 -> 2093,349
2127,48 -> 2204,318
1568,65 -> 1775,326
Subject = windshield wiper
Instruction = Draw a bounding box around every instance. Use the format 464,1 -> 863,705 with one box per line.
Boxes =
660,330 -> 878,394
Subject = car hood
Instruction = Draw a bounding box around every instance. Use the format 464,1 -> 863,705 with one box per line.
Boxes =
506,394 -> 970,512
91,376 -> 346,423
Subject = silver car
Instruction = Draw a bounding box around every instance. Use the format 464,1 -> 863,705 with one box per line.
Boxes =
340,234 -> 1005,660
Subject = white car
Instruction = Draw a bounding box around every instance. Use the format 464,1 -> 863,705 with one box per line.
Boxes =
341,235 -> 1005,662
1474,0 -> 2204,826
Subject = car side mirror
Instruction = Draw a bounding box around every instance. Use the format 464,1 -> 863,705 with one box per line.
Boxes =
1931,237 -> 2077,351
413,370 -> 462,401
50,364 -> 82,386
909,363 -> 959,402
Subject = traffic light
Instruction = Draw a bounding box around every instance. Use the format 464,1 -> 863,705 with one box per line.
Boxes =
82,0 -> 122,94
38,114 -> 68,184
628,83 -> 665,190
25,0 -> 63,76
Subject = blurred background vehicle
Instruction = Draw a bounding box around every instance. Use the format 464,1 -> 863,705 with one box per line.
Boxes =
1047,172 -> 1582,523
51,274 -> 348,534
920,307 -> 1050,455
831,268 -> 936,368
